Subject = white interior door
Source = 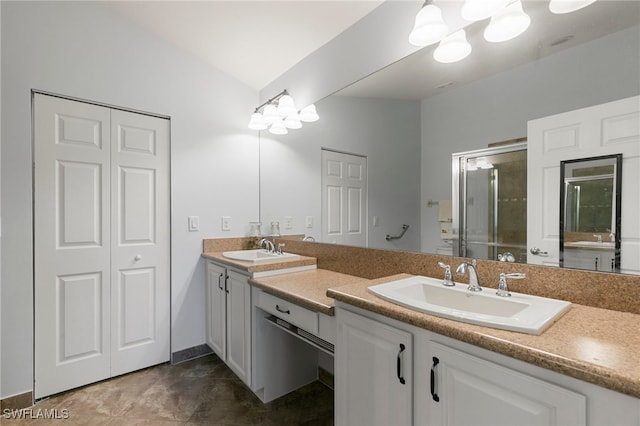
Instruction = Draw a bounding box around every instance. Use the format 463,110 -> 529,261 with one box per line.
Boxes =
34,94 -> 170,398
110,109 -> 170,376
527,96 -> 640,271
34,95 -> 112,398
321,149 -> 367,246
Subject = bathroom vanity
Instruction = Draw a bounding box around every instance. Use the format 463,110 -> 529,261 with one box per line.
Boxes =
202,238 -> 640,426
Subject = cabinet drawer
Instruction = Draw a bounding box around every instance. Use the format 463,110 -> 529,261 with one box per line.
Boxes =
256,290 -> 319,335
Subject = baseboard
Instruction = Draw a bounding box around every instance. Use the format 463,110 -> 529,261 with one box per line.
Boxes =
1,391 -> 33,410
318,366 -> 334,390
171,344 -> 213,364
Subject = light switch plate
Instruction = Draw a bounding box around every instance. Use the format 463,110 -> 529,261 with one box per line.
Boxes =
306,216 -> 313,228
188,216 -> 199,232
221,216 -> 231,231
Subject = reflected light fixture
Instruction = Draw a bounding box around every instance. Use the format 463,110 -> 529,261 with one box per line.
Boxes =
434,29 -> 472,63
461,0 -> 509,21
484,0 -> 531,43
247,89 -> 319,135
408,0 -> 449,47
549,0 -> 597,14
299,104 -> 320,122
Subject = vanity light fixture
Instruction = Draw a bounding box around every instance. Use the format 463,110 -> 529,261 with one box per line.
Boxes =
484,0 -> 531,43
434,29 -> 472,63
549,0 -> 597,14
408,0 -> 449,47
461,0 -> 509,22
247,89 -> 319,134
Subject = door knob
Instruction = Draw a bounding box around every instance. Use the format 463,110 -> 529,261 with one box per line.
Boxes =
529,247 -> 548,256
134,255 -> 142,261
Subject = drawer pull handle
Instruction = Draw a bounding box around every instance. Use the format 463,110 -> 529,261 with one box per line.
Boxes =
217,273 -> 224,291
275,305 -> 290,315
397,343 -> 406,385
430,356 -> 440,402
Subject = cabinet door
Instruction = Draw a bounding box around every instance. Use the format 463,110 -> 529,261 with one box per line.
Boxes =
206,261 -> 226,359
429,342 -> 586,426
226,270 -> 252,386
336,309 -> 412,426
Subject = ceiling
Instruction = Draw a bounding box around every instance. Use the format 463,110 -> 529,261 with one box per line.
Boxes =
106,0 -> 384,91
106,1 -> 639,99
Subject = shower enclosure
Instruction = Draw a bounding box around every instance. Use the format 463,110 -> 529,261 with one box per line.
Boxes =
452,142 -> 527,263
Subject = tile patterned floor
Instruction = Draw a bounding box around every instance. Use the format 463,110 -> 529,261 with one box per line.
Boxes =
2,355 -> 334,425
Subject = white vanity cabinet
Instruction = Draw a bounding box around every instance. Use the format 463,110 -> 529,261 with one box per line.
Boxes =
336,304 -> 639,426
205,260 -> 252,386
335,308 -> 413,426
563,247 -> 616,272
427,342 -> 585,425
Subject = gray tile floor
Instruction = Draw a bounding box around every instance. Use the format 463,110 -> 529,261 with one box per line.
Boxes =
2,355 -> 334,425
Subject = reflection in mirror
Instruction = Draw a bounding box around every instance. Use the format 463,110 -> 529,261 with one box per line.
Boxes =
259,1 -> 639,274
560,154 -> 622,273
453,143 -> 527,263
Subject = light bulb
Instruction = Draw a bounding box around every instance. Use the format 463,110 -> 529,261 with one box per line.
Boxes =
484,0 -> 531,43
284,114 -> 303,129
461,0 -> 509,21
269,120 -> 288,135
408,3 -> 449,47
277,94 -> 297,117
434,30 -> 472,63
549,0 -> 597,14
262,104 -> 280,124
299,104 -> 319,122
248,112 -> 267,130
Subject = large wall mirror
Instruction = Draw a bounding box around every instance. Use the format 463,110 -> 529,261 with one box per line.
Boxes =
560,154 -> 622,273
258,1 -> 640,275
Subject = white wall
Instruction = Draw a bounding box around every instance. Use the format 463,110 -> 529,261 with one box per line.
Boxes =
260,95 -> 422,252
1,1 -> 259,398
420,26 -> 640,254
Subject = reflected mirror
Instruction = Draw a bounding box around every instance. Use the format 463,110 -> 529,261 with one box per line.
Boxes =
560,154 -> 622,273
259,0 -> 640,275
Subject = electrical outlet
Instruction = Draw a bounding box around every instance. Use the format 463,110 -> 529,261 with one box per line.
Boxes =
188,216 -> 199,232
283,216 -> 293,229
306,216 -> 313,228
221,216 -> 231,231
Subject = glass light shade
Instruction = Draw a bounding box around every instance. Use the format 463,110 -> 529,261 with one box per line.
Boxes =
484,1 -> 531,43
284,114 -> 303,129
408,4 -> 449,47
299,104 -> 319,122
277,94 -> 297,117
549,0 -> 596,14
433,30 -> 472,63
248,112 -> 267,130
262,104 -> 280,124
268,120 -> 288,135
461,0 -> 509,21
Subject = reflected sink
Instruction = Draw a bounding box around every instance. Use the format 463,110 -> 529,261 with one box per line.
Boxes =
368,276 -> 571,335
222,249 -> 299,262
569,241 -> 615,248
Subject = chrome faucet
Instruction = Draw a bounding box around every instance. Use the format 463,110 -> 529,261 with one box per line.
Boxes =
593,234 -> 603,243
258,238 -> 275,253
456,259 -> 481,292
437,262 -> 455,287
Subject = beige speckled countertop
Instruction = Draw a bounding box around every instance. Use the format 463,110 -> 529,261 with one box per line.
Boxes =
327,273 -> 640,399
249,269 -> 369,316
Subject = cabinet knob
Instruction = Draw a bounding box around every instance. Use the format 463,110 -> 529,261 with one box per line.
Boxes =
134,255 -> 142,261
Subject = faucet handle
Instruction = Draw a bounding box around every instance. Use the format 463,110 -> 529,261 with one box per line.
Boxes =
496,272 -> 525,297
437,262 -> 455,287
277,243 -> 285,254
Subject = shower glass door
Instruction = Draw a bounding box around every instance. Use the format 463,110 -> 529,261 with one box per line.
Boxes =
452,143 -> 527,263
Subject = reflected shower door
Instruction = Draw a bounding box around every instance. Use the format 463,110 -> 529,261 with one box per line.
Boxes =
454,144 -> 527,263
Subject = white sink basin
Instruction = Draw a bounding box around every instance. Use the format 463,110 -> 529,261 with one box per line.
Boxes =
368,276 -> 571,335
222,249 -> 299,263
